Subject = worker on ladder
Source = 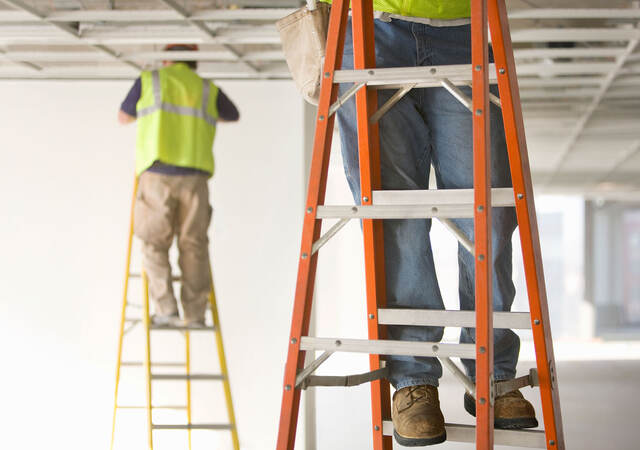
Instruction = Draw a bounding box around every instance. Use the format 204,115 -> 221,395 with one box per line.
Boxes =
319,0 -> 538,446
118,44 -> 239,328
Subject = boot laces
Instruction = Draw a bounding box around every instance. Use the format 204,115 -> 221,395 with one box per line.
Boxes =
398,386 -> 435,413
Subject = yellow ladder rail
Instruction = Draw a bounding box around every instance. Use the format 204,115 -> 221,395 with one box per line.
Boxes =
110,177 -> 240,450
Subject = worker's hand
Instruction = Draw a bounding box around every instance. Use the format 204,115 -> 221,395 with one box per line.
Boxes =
118,110 -> 136,125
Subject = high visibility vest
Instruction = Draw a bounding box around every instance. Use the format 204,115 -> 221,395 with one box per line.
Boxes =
135,63 -> 219,176
319,0 -> 470,20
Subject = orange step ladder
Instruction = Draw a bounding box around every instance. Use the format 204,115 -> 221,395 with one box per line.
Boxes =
276,0 -> 565,449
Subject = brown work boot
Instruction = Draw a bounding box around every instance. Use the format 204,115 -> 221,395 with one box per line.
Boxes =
464,390 -> 538,429
392,385 -> 446,446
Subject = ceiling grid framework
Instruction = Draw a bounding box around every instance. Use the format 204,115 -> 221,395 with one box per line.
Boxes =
0,0 -> 639,196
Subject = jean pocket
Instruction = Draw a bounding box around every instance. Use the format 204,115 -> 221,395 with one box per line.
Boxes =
133,194 -> 173,246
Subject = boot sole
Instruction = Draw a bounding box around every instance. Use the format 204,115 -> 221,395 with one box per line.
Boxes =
464,393 -> 539,430
393,430 -> 447,447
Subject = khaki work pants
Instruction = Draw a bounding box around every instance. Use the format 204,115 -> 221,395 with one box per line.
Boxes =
134,171 -> 212,321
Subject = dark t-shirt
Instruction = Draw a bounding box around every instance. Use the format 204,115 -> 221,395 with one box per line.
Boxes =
121,76 -> 239,175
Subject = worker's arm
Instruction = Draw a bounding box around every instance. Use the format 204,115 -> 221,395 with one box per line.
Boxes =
118,77 -> 141,125
118,110 -> 136,124
216,88 -> 240,122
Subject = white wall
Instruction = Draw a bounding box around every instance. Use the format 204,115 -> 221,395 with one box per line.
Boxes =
0,80 -> 306,450
0,78 -> 597,450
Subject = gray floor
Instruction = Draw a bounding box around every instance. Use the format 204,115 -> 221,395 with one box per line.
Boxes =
425,360 -> 640,450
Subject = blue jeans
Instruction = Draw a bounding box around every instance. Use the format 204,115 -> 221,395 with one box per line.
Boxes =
336,18 -> 519,389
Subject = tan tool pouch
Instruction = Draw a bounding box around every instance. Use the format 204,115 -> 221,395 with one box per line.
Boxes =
276,2 -> 330,105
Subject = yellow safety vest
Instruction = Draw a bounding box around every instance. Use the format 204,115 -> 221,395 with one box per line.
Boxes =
319,0 -> 470,20
135,63 -> 219,176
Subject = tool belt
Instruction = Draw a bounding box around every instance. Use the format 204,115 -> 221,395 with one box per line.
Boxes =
276,3 -> 330,105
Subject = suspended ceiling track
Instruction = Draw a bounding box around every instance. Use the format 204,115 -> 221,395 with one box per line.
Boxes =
0,0 -> 142,71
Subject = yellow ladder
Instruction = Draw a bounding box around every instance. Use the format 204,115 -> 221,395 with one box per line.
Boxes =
110,178 -> 240,450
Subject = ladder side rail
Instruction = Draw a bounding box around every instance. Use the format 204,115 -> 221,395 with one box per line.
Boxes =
110,176 -> 138,450
142,271 -> 154,450
351,2 -> 392,449
208,270 -> 241,450
471,1 -> 494,449
185,331 -> 193,450
488,1 -> 565,449
276,1 -> 351,448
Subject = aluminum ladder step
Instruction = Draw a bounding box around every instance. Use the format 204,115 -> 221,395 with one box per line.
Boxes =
117,404 -> 187,410
377,309 -> 532,329
150,323 -> 215,331
129,272 -> 181,281
151,373 -> 225,381
382,421 -> 546,448
300,337 -> 476,359
121,361 -> 185,367
316,188 -> 516,220
152,423 -> 234,430
123,318 -> 215,331
316,204 -> 474,219
333,63 -> 498,89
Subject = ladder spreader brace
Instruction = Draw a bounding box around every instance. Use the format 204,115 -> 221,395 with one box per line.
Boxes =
277,0 -> 564,449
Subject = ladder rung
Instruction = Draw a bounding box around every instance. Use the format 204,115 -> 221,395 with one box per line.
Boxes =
117,405 -> 187,410
300,337 -> 475,359
122,320 -> 215,331
316,204 -> 473,220
316,188 -> 516,220
333,63 -> 497,88
378,309 -> 532,329
121,361 -> 186,367
151,373 -> 225,381
152,423 -> 234,430
129,272 -> 181,282
372,187 -> 516,208
150,324 -> 215,331
382,421 -> 545,448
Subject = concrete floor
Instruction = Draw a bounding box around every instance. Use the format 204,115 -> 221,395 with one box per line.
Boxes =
424,360 -> 640,450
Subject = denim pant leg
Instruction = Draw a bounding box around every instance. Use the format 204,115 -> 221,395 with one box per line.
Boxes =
336,19 -> 445,389
419,24 -> 520,382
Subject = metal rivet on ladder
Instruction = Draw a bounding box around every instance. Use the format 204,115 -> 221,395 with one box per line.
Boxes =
368,70 -> 375,75
475,109 -> 483,116
430,67 -> 436,74
335,340 -> 342,347
307,207 -> 313,213
291,338 -> 297,344
534,319 -> 540,325
431,207 -> 438,213
475,65 -> 482,71
319,115 -> 325,121
374,425 -> 380,431
477,205 -> 484,212
517,193 -> 524,200
324,72 -> 330,78
351,206 -> 358,213
432,344 -> 439,352
499,68 -> 506,74
479,346 -> 486,354
549,440 -> 556,446
285,385 -> 291,391
479,397 -> 486,405
362,196 -> 369,203
478,254 -> 485,261
301,253 -> 308,259
368,314 -> 375,319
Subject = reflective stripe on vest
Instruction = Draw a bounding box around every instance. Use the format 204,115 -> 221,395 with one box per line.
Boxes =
137,70 -> 218,127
